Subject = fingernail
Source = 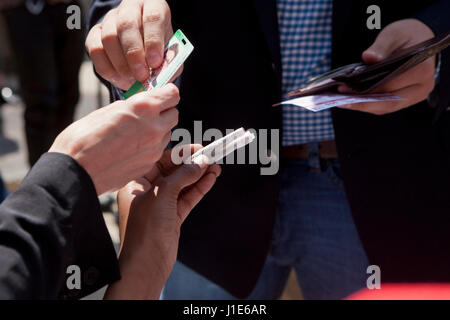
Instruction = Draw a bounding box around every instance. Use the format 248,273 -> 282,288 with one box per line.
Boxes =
192,155 -> 210,169
367,50 -> 383,60
147,52 -> 161,67
134,64 -> 148,81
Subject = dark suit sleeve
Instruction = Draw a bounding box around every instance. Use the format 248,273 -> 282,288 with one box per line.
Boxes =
87,0 -> 124,103
412,0 -> 450,36
0,152 -> 120,299
412,0 -> 450,116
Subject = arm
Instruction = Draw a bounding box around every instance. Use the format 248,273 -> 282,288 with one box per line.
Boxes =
338,1 -> 450,115
413,0 -> 450,116
104,147 -> 221,299
0,153 -> 119,299
0,85 -> 180,299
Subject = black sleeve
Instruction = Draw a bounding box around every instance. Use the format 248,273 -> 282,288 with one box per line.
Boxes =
412,0 -> 450,116
412,0 -> 450,36
87,0 -> 124,103
0,153 -> 120,300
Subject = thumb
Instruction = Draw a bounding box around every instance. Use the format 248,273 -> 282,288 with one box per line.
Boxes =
162,155 -> 210,195
362,30 -> 400,64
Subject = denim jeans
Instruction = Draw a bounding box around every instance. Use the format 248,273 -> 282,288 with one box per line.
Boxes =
162,156 -> 369,300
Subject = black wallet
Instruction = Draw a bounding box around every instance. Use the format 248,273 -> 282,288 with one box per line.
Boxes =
285,31 -> 450,99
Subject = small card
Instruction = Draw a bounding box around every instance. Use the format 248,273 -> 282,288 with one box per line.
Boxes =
123,29 -> 194,99
275,93 -> 404,112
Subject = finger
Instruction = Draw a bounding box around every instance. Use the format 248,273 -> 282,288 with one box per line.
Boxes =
178,172 -> 218,223
116,1 -> 150,82
362,28 -> 407,64
101,9 -> 134,85
148,144 -> 203,182
148,83 -> 180,112
161,154 -> 210,195
339,83 -> 427,115
337,84 -> 356,94
206,163 -> 221,178
142,132 -> 173,182
86,24 -> 118,82
159,106 -> 179,131
142,0 -> 172,68
372,57 -> 435,93
126,84 -> 179,116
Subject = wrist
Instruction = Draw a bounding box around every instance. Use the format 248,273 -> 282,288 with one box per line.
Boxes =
49,136 -> 105,195
105,244 -> 174,300
120,237 -> 176,280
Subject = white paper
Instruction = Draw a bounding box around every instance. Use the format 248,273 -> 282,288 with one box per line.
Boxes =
279,93 -> 404,112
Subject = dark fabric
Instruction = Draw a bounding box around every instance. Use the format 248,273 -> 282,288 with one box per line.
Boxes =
0,153 -> 120,299
2,1 -> 84,166
0,175 -> 7,203
88,0 -> 450,298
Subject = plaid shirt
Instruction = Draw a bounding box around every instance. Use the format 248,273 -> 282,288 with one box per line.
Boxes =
277,0 -> 335,146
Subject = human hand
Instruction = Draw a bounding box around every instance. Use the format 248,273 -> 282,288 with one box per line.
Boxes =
105,146 -> 221,299
49,84 -> 180,195
338,19 -> 436,115
85,0 -> 182,90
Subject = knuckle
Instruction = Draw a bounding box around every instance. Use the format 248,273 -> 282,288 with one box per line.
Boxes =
117,16 -> 137,33
168,84 -> 180,96
142,99 -> 159,117
101,29 -> 117,45
152,124 -> 167,137
144,34 -> 162,49
125,46 -> 143,59
143,11 -> 163,24
86,41 -> 103,57
129,100 -> 148,116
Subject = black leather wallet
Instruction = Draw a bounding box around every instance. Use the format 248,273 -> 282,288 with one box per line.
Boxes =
285,30 -> 450,99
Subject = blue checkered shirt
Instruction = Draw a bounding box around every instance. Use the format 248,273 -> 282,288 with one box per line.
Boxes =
277,0 -> 335,146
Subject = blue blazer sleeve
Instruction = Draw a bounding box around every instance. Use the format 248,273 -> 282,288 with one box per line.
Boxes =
0,153 -> 120,299
413,0 -> 450,115
87,0 -> 124,103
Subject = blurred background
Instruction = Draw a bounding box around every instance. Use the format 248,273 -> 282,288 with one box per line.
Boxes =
0,0 -> 301,300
